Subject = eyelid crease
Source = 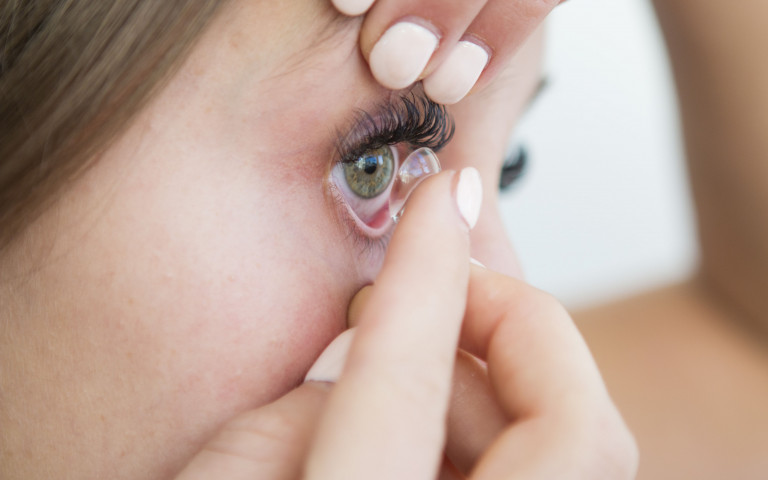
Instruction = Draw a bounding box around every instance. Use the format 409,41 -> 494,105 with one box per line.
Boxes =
334,92 -> 455,166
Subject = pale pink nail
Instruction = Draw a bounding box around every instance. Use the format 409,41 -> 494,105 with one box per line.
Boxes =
369,22 -> 439,90
423,40 -> 489,105
456,167 -> 483,229
304,328 -> 356,383
331,0 -> 376,16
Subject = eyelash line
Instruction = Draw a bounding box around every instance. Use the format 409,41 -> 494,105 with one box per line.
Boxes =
335,93 -> 455,165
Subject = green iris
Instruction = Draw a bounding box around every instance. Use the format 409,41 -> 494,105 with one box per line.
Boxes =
343,146 -> 395,199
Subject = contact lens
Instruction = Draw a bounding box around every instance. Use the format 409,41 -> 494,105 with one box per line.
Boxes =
389,147 -> 442,222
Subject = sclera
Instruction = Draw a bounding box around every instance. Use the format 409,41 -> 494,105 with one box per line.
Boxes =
389,147 -> 442,222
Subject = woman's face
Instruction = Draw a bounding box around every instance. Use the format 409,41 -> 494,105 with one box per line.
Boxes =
1,1 -> 543,478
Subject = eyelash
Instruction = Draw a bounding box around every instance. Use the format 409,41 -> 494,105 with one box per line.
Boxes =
330,184 -> 394,258
335,93 -> 455,166
331,94 -> 454,258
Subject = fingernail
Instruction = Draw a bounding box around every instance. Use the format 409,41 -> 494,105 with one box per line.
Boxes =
456,167 -> 482,229
369,22 -> 439,90
470,257 -> 486,268
331,0 -> 375,16
304,328 -> 356,383
423,41 -> 489,105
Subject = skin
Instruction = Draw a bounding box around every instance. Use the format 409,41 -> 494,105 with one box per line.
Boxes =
1,1 -> 601,479
172,13 -> 636,478
1,3 -> 388,478
575,0 -> 768,478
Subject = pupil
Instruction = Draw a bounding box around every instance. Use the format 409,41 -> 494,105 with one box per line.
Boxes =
363,156 -> 379,175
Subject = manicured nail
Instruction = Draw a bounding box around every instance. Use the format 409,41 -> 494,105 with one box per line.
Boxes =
423,41 -> 489,105
304,328 -> 356,383
470,257 -> 486,268
456,167 -> 482,229
369,22 -> 439,90
331,0 -> 375,16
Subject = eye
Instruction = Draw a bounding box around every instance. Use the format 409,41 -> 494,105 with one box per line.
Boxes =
330,145 -> 400,231
499,145 -> 527,192
342,146 -> 396,199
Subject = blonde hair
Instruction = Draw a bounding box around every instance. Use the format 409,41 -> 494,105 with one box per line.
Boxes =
0,0 -> 227,249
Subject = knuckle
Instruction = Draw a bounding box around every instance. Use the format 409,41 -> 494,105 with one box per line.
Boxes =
381,355 -> 453,423
219,408 -> 298,454
514,0 -> 560,20
503,281 -> 566,323
532,0 -> 562,10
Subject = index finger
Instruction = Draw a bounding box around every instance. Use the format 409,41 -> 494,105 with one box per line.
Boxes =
305,168 -> 482,480
466,0 -> 561,92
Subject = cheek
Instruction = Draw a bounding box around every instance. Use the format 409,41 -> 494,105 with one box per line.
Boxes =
118,169 -> 355,407
39,143 -> 362,472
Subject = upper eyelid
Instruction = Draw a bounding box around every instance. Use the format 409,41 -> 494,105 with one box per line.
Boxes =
333,92 -> 455,165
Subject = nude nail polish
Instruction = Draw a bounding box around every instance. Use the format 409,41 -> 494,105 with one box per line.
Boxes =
456,167 -> 482,230
304,328 -> 356,383
470,257 -> 486,268
331,0 -> 375,16
369,22 -> 439,90
423,40 -> 489,105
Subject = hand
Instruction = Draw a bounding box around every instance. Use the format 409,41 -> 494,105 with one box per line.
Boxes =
438,26 -> 546,277
330,0 -> 564,105
175,167 -> 637,479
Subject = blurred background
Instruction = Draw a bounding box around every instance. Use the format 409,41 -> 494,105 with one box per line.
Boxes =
500,0 -> 699,309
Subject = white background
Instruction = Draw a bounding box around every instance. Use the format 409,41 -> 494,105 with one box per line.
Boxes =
499,0 -> 699,309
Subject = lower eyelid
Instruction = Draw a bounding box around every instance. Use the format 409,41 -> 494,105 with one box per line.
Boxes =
328,183 -> 393,259
328,142 -> 416,260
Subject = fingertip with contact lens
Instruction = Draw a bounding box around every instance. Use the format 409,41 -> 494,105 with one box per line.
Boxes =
389,147 -> 442,222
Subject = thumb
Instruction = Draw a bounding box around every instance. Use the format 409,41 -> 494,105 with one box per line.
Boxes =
175,382 -> 330,480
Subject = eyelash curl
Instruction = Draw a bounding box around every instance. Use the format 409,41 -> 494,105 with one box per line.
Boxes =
335,93 -> 455,165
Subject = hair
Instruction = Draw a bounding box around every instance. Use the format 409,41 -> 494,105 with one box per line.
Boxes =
0,0 -> 227,251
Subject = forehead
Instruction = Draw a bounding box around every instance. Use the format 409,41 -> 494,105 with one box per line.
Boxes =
209,1 -> 360,81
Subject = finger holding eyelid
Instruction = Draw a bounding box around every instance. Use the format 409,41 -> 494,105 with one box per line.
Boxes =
359,0 -> 488,90
464,0 -> 561,93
